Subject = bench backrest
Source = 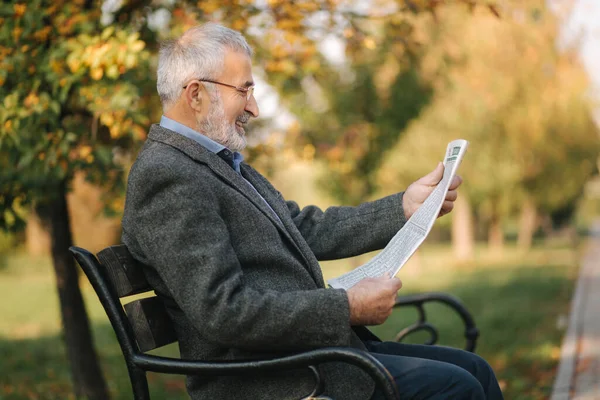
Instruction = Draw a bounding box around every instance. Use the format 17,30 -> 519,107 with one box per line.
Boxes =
74,245 -> 177,353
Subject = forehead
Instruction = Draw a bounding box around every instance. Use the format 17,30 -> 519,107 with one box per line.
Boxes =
219,50 -> 253,86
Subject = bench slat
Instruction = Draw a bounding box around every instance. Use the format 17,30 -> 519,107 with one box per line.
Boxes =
97,245 -> 151,297
124,297 -> 178,352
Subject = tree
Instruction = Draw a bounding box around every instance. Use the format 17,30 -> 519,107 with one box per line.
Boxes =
1,1 -> 510,396
0,1 -> 153,397
376,2 -> 599,255
0,1 -> 404,396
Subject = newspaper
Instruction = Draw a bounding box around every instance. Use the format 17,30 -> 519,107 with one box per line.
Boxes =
327,139 -> 469,290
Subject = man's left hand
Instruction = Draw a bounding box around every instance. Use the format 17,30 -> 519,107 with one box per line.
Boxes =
402,162 -> 462,220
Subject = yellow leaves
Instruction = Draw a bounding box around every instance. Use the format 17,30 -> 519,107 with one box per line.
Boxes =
275,18 -> 301,31
95,110 -> 136,140
363,37 -> 377,50
302,144 -> 315,161
66,57 -> 81,73
132,125 -> 146,140
100,26 -> 115,40
33,26 -> 52,42
232,19 -> 247,31
20,45 -> 29,53
99,112 -> 115,127
78,146 -> 92,159
13,3 -> 26,18
297,2 -> 319,12
50,60 -> 64,75
12,27 -> 23,43
4,120 -> 13,132
266,59 -> 297,75
105,64 -> 119,79
271,43 -> 288,59
109,124 -> 121,139
90,68 -> 103,80
130,40 -> 145,53
28,65 -> 35,75
46,5 -> 58,16
198,0 -> 220,14
122,53 -> 136,69
3,93 -> 19,109
23,93 -> 40,108
67,30 -> 148,80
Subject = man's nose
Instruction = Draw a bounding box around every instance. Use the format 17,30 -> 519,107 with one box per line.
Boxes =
245,94 -> 259,118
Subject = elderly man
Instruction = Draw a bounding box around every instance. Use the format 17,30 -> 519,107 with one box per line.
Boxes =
122,23 -> 503,400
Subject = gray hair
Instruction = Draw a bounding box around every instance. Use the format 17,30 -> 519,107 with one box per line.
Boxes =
157,23 -> 253,111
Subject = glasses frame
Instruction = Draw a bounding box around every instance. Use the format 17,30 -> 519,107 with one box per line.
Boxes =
183,79 -> 255,101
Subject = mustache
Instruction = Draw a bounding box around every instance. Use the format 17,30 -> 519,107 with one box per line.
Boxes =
236,112 -> 251,124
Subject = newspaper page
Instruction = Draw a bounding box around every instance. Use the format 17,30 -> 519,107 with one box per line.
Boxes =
328,139 -> 469,290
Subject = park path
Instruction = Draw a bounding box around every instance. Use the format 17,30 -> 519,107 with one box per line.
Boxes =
551,224 -> 600,400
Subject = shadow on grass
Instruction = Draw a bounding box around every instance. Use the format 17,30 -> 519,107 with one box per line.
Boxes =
0,263 -> 576,400
0,323 -> 188,400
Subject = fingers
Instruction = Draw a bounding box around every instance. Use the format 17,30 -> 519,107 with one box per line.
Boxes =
440,188 -> 459,216
383,276 -> 402,292
445,189 -> 458,202
371,274 -> 402,292
448,175 -> 463,190
418,162 -> 444,186
390,277 -> 402,291
440,200 -> 454,216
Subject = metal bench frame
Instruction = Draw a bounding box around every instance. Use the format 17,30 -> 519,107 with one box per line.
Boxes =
70,245 -> 479,400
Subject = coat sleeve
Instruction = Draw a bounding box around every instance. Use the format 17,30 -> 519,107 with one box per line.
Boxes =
123,156 -> 353,352
284,193 -> 407,261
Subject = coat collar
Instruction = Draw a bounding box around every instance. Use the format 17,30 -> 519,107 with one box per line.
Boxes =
148,124 -> 283,229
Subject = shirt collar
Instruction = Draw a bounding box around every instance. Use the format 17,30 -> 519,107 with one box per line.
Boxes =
160,116 -> 225,153
159,115 -> 244,173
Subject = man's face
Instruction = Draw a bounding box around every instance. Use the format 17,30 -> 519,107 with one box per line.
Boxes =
196,50 -> 259,151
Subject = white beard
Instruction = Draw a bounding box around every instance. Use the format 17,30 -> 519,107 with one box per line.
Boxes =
197,94 -> 247,152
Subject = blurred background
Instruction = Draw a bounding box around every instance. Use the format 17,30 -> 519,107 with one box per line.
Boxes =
1,0 -> 599,399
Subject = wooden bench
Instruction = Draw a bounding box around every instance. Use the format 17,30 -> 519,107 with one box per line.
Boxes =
70,245 -> 479,400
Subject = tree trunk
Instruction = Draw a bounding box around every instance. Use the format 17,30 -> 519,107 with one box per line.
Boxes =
488,214 -> 504,254
452,195 -> 474,261
517,198 -> 538,251
37,180 -> 110,400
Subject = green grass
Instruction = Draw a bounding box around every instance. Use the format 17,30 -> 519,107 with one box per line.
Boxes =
0,242 -> 579,399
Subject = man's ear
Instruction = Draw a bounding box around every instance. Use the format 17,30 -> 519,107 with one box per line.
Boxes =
184,82 -> 206,113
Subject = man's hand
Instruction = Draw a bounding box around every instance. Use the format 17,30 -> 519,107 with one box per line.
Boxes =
403,162 -> 462,220
347,274 -> 403,326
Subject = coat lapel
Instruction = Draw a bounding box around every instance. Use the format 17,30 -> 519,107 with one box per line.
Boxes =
147,125 -> 323,285
240,164 -> 326,288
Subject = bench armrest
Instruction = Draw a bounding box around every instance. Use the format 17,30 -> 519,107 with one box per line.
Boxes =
132,347 -> 399,400
393,292 -> 479,352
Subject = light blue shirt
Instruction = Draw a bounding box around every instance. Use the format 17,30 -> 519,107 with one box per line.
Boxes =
160,116 -> 244,173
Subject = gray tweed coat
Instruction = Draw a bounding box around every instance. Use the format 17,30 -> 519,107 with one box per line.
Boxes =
122,124 -> 407,400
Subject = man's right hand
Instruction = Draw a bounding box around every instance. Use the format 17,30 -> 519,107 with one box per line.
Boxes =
346,274 -> 403,326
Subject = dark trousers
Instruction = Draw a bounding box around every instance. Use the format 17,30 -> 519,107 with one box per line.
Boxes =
367,341 -> 504,400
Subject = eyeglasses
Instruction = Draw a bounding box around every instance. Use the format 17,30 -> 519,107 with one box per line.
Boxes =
183,79 -> 255,101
